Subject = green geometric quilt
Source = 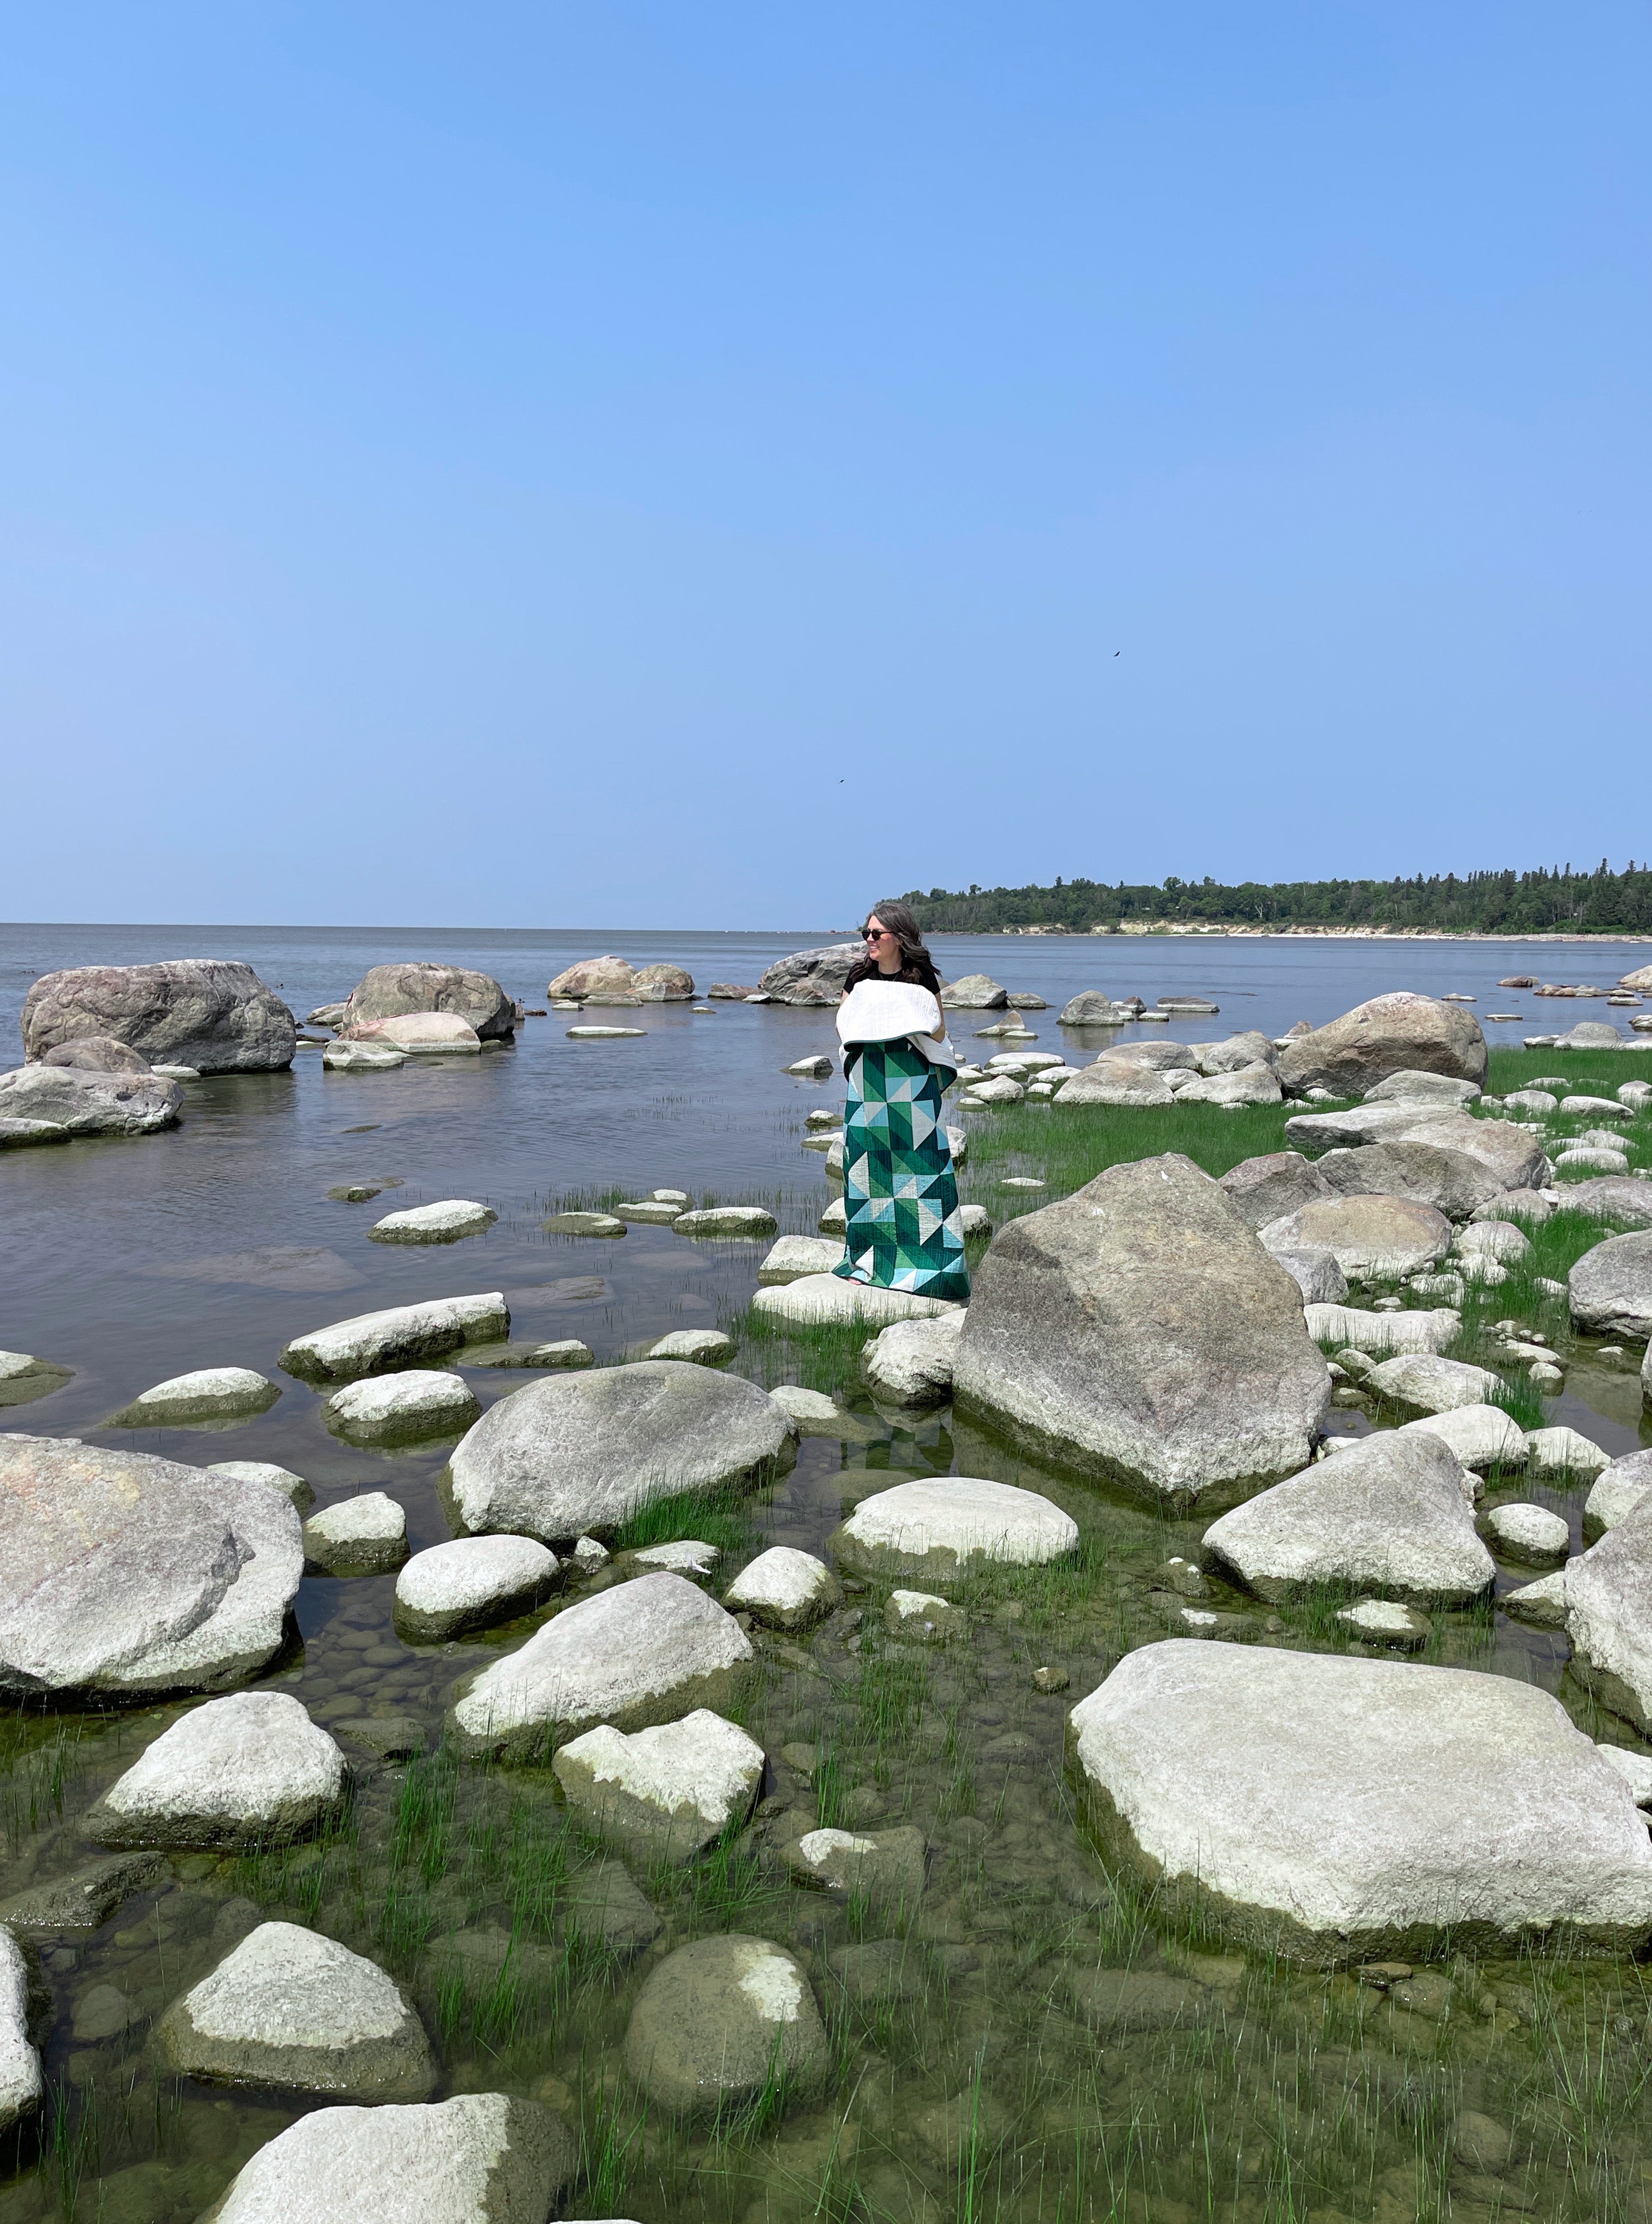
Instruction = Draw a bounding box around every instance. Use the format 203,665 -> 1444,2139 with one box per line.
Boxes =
832,1040 -> 971,1301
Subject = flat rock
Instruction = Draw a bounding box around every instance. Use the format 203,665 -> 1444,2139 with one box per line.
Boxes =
624,1935 -> 829,2111
369,1199 -> 497,1243
304,1493 -> 408,1575
1260,1196 -> 1451,1280
323,1041 -> 405,1071
22,959 -> 296,1073
1365,1354 -> 1501,1414
1216,1151 -> 1336,1231
1069,1638 -> 1652,1962
1068,1968 -> 1211,2034
723,1547 -> 840,1631
110,1366 -> 280,1426
542,1210 -> 626,1235
1335,1598 -> 1432,1649
1202,1432 -> 1493,1607
1554,1178 -> 1652,1229
765,1384 -> 843,1429
394,1536 -> 560,1640
448,1361 -> 791,1544
861,1312 -> 966,1406
0,1352 -> 73,1409
339,960 -> 518,1041
1399,1404 -> 1527,1470
758,1236 -> 846,1284
1570,1231 -> 1652,1337
552,1708 -> 765,1862
566,1025 -> 646,1040
1176,1065 -> 1283,1105
616,1199 -> 686,1223
344,1012 -> 482,1053
558,1858 -> 661,1958
280,1293 -> 509,1384
1055,1068 -> 1175,1106
1563,1496 -> 1652,1734
1526,1427 -> 1610,1478
953,1155 -> 1331,1510
785,1825 -> 927,1902
334,1718 -> 428,1761
325,1369 -> 480,1444
1276,995 -> 1487,1097
751,1275 -> 959,1328
197,2093 -> 574,2224
830,1476 -> 1078,1587
206,1459 -> 315,1511
1585,1450 -> 1652,1537
1485,1502 -> 1570,1563
0,1852 -> 165,1933
1303,1304 -> 1461,1356
0,1931 -> 42,2135
825,1939 -> 922,2008
672,1207 -> 779,1239
884,1588 -> 967,1640
0,1435 -> 301,1698
1363,1069 -> 1482,1107
0,1062 -> 183,1139
1314,1140 -> 1503,1221
87,1692 -> 346,1847
460,1339 -> 594,1370
645,1329 -> 735,1365
625,1540 -> 721,1578
155,1921 -> 434,2099
450,1571 -> 752,1761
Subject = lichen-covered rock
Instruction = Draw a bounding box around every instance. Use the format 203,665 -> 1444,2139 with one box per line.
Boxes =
552,1709 -> 765,1862
1570,1232 -> 1652,1339
1303,1304 -> 1460,1356
0,1436 -> 300,1698
280,1293 -> 509,1384
0,1062 -> 183,1140
1585,1450 -> 1652,1538
1276,994 -> 1487,1097
829,1476 -> 1078,1587
953,1155 -> 1330,1510
21,960 -> 297,1073
87,1692 -> 346,1847
394,1536 -> 560,1640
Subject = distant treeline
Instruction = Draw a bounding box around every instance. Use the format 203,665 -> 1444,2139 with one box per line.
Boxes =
903,862 -> 1652,937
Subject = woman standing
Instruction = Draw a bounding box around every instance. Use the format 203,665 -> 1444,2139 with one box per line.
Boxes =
832,900 -> 970,1301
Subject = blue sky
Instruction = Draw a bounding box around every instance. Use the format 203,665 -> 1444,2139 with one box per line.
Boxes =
2,4 -> 1646,927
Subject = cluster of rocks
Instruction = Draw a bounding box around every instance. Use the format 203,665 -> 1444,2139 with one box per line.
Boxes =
545,954 -> 695,1005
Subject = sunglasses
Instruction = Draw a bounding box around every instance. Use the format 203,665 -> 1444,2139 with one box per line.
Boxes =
861,927 -> 896,942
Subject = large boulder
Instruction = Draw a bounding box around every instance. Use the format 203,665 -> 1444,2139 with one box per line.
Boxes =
633,963 -> 696,1001
624,1936 -> 829,2112
448,1362 -> 791,1544
0,1436 -> 301,1699
1564,1496 -> 1652,1733
940,974 -> 1009,1009
155,1922 -> 434,2099
197,2094 -> 574,2224
1556,1021 -> 1624,1048
1276,994 -> 1487,1097
1070,1640 -> 1652,1962
829,1476 -> 1078,1587
1586,1449 -> 1652,1538
1059,991 -> 1128,1025
1054,1068 -> 1174,1107
1176,1066 -> 1283,1107
952,1155 -> 1331,1511
546,955 -> 635,999
0,1062 -> 182,1141
86,1692 -> 346,1847
450,1571 -> 752,1760
1216,1152 -> 1335,1232
279,1293 -> 509,1384
1398,1112 -> 1551,1193
1570,1232 -> 1652,1339
1312,1140 -> 1502,1221
1201,1432 -> 1493,1607
757,944 -> 861,1004
552,1708 -> 765,1861
1258,1195 -> 1451,1279
339,961 -> 517,1040
39,1035 -> 152,1074
21,960 -> 296,1073
1194,1031 -> 1276,1075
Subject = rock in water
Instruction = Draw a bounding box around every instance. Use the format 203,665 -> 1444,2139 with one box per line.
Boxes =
861,1313 -> 967,1406
1275,993 -> 1487,1097
829,1476 -> 1078,1586
545,955 -> 636,1000
303,1494 -> 408,1575
450,1571 -> 752,1760
1259,1196 -> 1451,1279
1569,1232 -> 1652,1339
758,1236 -> 847,1284
633,963 -> 696,1001
1363,1354 -> 1500,1413
0,1063 -> 183,1140
197,2094 -> 574,2224
1585,1449 -> 1652,1538
86,1692 -> 346,1847
1068,1639 -> 1652,1962
624,1935 -> 829,2112
110,1367 -> 281,1426
751,1275 -> 958,1328
952,1154 -> 1331,1510
940,973 -> 1010,1009
338,961 -> 518,1040
342,1012 -> 481,1054
0,1930 -> 43,2136
722,1547 -> 841,1631
1399,1404 -> 1528,1470
448,1361 -> 791,1543
1563,1495 -> 1652,1734
368,1200 -> 498,1243
0,1436 -> 300,1698
279,1293 -> 509,1384
39,1035 -> 153,1073
205,1459 -> 314,1510
785,1826 -> 927,1903
394,1536 -> 560,1640
21,960 -> 297,1073
0,1852 -> 166,1933
552,1708 -> 765,1861
155,1922 -> 434,2099
1201,1432 -> 1493,1607
1303,1304 -> 1460,1356
1216,1151 -> 1336,1231
757,944 -> 863,1004
324,1371 -> 480,1446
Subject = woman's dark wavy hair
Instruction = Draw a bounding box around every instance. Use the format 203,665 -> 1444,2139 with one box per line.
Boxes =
843,897 -> 943,995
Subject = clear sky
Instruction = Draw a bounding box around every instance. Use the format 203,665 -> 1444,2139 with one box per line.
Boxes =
3,4 -> 1646,928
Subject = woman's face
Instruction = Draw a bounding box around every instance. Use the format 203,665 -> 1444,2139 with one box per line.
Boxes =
864,915 -> 901,970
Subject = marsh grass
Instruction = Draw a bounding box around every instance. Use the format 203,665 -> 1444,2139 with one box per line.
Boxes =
721,1300 -> 877,1398
956,1097 -> 1299,1217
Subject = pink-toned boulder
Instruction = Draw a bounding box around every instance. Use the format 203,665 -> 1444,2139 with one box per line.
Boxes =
341,1013 -> 481,1054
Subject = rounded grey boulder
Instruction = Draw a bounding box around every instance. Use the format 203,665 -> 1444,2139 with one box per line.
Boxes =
0,1062 -> 182,1140
1216,1151 -> 1335,1232
39,1035 -> 152,1074
1276,994 -> 1487,1097
394,1535 -> 560,1640
1570,1232 -> 1652,1339
1312,1140 -> 1502,1221
756,943 -> 861,1004
21,959 -> 296,1073
448,1361 -> 792,1544
339,960 -> 518,1040
624,1935 -> 829,2112
953,1154 -> 1331,1510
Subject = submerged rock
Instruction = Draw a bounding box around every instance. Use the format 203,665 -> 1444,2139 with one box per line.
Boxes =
109,1366 -> 280,1427
1202,1432 -> 1493,1607
953,1154 -> 1330,1510
624,1936 -> 829,2111
155,1922 -> 434,2099
552,1708 -> 765,1862
785,1824 -> 927,1902
280,1293 -> 509,1384
0,1852 -> 166,1934
21,959 -> 296,1073
196,2093 -> 574,2224
0,1351 -> 73,1408
448,1361 -> 790,1544
394,1536 -> 560,1640
87,1692 -> 346,1847
830,1476 -> 1078,1587
1275,994 -> 1487,1097
672,1206 -> 779,1239
450,1571 -> 752,1761
0,1436 -> 301,1699
1069,1638 -> 1652,1962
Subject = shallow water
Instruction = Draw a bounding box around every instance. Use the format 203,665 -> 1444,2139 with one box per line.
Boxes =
3,924 -> 1652,2224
